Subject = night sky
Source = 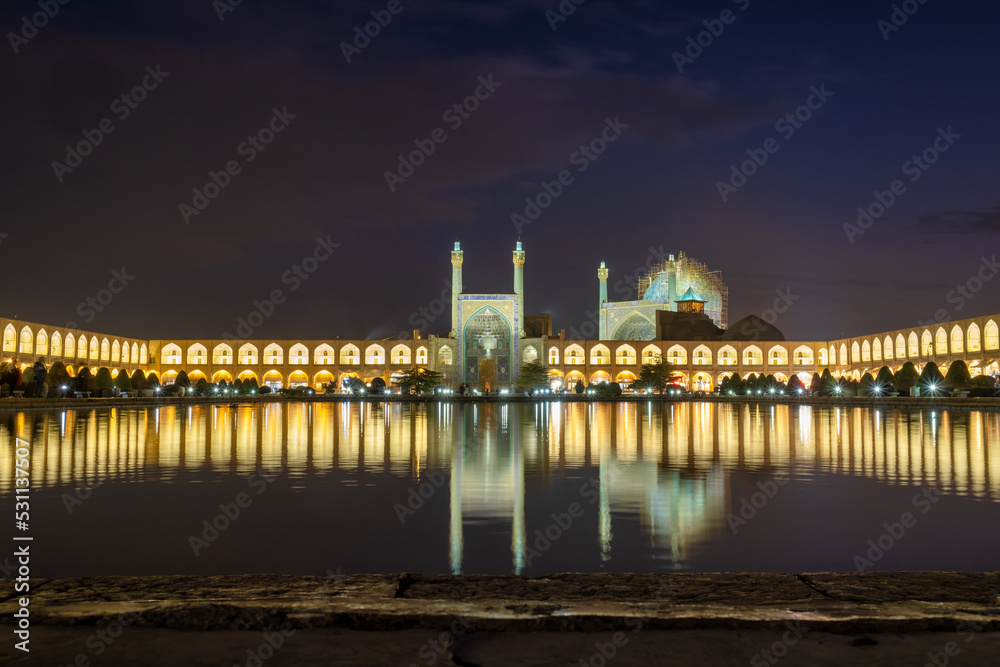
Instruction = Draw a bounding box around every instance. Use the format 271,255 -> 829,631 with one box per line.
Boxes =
2,0 -> 998,342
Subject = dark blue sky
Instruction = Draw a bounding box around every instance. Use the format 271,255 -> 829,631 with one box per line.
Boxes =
2,0 -> 998,341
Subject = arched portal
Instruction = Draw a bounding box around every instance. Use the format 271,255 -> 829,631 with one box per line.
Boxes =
565,370 -> 585,390
547,369 -> 564,391
288,370 -> 309,388
262,370 -> 283,389
2,324 -> 15,353
692,372 -> 713,391
615,370 -> 636,391
314,344 -> 335,365
338,371 -> 360,389
212,370 -> 233,384
462,307 -> 513,388
237,370 -> 258,383
589,370 -> 612,384
19,326 -> 33,355
314,370 -> 335,390
36,330 -> 48,357
611,313 -> 655,341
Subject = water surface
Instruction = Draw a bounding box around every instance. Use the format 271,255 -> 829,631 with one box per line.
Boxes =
1,402 -> 997,576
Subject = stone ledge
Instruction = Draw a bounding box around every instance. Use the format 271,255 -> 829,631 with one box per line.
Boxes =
3,572 -> 998,635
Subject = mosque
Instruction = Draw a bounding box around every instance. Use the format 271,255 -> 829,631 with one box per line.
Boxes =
440,241 -> 782,389
598,251 -> 728,340
2,241 -> 999,393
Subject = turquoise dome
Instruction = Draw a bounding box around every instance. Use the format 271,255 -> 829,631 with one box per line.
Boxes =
642,272 -> 671,300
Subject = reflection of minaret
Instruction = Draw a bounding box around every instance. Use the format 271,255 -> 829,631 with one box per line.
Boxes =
597,261 -> 609,339
598,448 -> 612,562
511,409 -> 525,574
448,405 -> 526,574
451,241 -> 463,339
513,241 -> 525,338
450,414 -> 464,574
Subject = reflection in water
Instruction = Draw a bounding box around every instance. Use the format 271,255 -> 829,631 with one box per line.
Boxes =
1,402 -> 997,572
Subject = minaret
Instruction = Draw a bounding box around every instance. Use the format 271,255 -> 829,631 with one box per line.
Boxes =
513,240 -> 525,337
451,241 -> 463,338
598,261 -> 609,339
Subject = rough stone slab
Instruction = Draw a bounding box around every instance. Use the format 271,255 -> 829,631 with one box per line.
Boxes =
4,597 -> 999,633
3,573 -> 998,635
800,572 -> 1000,603
400,572 -> 818,604
13,574 -> 398,605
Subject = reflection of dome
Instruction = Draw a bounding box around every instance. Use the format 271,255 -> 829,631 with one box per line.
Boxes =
642,272 -> 671,300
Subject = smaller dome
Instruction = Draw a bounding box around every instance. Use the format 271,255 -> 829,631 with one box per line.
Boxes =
642,272 -> 671,300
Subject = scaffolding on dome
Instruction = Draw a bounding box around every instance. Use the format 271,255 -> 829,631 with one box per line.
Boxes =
637,251 -> 729,329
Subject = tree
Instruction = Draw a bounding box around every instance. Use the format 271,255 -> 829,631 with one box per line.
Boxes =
894,362 -> 919,393
47,361 -> 71,392
637,359 -> 676,394
943,360 -> 972,388
728,374 -> 745,395
517,361 -> 550,389
130,369 -> 146,388
94,367 -> 114,390
574,380 -> 585,395
77,367 -> 94,393
809,372 -> 821,394
859,372 -> 875,396
233,379 -> 245,394
145,371 -> 160,388
600,381 -> 622,397
114,371 -> 132,391
175,370 -> 191,388
392,367 -> 444,394
819,368 -> 836,395
370,377 -> 387,392
970,375 -> 996,389
343,376 -> 364,393
919,362 -> 945,394
787,375 -> 805,394
246,377 -> 259,392
874,366 -> 894,393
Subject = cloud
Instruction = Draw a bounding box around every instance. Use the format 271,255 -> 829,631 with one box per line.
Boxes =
917,206 -> 1000,235
0,31 -> 785,245
415,0 -> 548,23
